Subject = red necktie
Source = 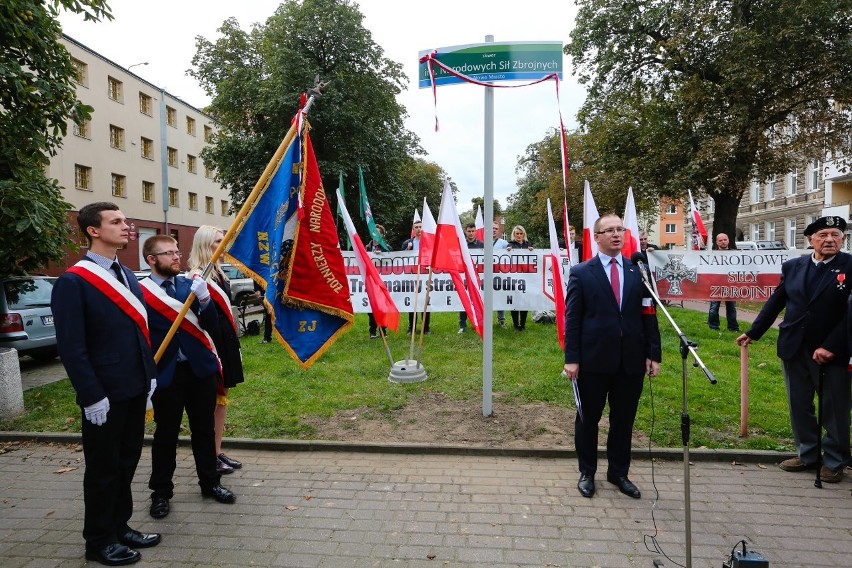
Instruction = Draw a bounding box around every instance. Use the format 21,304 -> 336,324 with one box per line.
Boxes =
610,258 -> 620,306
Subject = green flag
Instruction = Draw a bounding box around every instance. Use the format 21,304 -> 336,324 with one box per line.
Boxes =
358,166 -> 391,251
337,171 -> 351,250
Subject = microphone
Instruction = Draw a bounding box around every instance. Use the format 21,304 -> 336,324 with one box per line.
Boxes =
630,252 -> 651,285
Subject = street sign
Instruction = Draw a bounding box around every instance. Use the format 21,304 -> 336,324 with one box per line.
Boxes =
418,41 -> 563,88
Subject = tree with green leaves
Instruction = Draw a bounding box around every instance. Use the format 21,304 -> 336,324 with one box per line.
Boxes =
566,0 -> 852,241
0,0 -> 112,276
190,0 -> 438,246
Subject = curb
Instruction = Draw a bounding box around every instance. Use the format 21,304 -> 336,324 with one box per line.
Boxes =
0,431 -> 793,465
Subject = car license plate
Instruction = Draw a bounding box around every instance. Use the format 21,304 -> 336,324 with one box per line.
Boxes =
42,315 -> 54,326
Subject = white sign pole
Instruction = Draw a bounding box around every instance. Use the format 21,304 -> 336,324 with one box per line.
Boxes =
482,34 -> 495,417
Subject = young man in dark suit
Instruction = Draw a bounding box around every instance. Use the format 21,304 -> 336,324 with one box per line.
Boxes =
51,202 -> 160,566
140,235 -> 235,520
737,216 -> 852,483
564,213 -> 661,499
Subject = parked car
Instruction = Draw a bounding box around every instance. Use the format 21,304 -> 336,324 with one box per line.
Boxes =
755,240 -> 788,250
219,264 -> 254,306
0,276 -> 58,360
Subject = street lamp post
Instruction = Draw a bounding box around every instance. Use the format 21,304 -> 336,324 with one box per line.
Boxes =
128,61 -> 149,71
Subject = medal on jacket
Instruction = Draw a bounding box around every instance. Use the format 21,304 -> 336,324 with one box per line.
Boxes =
836,271 -> 846,290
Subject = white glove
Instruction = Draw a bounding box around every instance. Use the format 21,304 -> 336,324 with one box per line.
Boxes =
84,397 -> 110,426
190,277 -> 210,302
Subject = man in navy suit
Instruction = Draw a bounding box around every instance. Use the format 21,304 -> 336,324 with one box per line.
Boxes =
52,202 -> 160,566
737,216 -> 852,484
564,213 -> 661,499
140,235 -> 235,520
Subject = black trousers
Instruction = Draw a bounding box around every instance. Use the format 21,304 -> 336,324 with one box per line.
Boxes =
81,393 -> 146,550
574,370 -> 645,477
149,363 -> 219,498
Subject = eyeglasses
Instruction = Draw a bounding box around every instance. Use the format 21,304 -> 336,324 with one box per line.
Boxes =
595,227 -> 626,235
150,250 -> 182,258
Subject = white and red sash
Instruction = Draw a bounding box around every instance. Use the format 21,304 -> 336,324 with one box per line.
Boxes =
190,270 -> 237,334
67,261 -> 150,346
139,278 -> 220,362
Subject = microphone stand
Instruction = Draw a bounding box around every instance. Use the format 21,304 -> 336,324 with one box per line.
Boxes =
634,258 -> 716,568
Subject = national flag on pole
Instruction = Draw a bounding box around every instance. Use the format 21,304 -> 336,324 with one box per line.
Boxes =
563,202 -> 574,264
431,181 -> 484,338
358,166 -> 390,251
336,188 -> 400,332
411,208 -> 421,238
547,198 -> 567,351
688,189 -> 708,250
419,198 -> 437,269
336,171 -> 351,250
226,121 -> 354,369
474,205 -> 485,242
622,187 -> 640,258
582,180 -> 599,261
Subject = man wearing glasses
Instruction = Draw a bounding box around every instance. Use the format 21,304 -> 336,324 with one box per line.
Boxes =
564,214 -> 661,499
140,236 -> 236,520
737,216 -> 852,484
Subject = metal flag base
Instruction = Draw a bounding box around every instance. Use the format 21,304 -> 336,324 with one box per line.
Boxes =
388,359 -> 427,383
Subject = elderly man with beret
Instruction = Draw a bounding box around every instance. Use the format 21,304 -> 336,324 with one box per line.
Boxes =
737,216 -> 852,484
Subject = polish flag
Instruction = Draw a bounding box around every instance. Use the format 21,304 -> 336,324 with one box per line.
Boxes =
419,198 -> 437,269
688,189 -> 708,250
547,198 -> 567,351
582,180 -> 599,261
431,181 -> 484,338
622,187 -> 640,258
474,205 -> 485,242
563,202 -> 573,264
336,188 -> 400,332
411,208 -> 421,238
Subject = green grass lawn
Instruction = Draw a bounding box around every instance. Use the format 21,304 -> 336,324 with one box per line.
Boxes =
0,307 -> 792,451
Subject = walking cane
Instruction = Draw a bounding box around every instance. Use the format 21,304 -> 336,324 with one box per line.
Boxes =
814,366 -> 825,488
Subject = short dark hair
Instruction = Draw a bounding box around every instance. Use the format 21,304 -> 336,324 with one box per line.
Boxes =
77,202 -> 119,245
465,223 -> 476,230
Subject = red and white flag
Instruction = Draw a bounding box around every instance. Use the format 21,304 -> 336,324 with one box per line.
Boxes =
474,205 -> 485,242
582,180 -> 600,261
411,208 -> 421,238
419,198 -> 437,269
336,188 -> 400,332
688,189 -> 708,250
622,187 -> 640,258
563,202 -> 574,264
547,199 -> 567,351
431,181 -> 484,338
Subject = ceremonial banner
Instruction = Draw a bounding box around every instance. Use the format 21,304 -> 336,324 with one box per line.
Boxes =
648,249 -> 805,302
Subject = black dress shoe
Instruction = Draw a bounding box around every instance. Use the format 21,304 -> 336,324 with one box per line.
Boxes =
577,473 -> 595,498
120,529 -> 161,549
149,496 -> 170,519
218,453 -> 243,469
201,484 -> 236,504
85,543 -> 141,566
607,474 -> 641,499
216,457 -> 234,474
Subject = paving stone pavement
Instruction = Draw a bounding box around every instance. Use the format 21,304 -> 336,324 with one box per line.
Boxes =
0,440 -> 850,567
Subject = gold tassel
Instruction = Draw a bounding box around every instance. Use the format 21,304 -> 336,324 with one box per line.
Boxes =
216,394 -> 229,407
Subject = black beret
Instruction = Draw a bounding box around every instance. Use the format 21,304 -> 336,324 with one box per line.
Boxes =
804,216 -> 847,236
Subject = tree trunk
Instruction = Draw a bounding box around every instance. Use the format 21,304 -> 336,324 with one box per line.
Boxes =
710,192 -> 743,245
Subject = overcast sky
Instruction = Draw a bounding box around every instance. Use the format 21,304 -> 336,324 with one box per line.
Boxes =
59,0 -> 585,213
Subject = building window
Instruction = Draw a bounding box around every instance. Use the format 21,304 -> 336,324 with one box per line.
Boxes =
109,125 -> 125,150
765,221 -> 776,241
141,137 -> 153,159
139,92 -> 153,115
204,125 -> 213,142
107,77 -> 123,102
665,223 -> 676,234
74,165 -> 92,190
221,200 -> 229,216
205,196 -> 214,214
787,168 -> 798,195
167,147 -> 178,167
751,223 -> 760,241
168,187 -> 179,207
187,154 -> 197,174
665,204 -> 677,214
750,180 -> 760,204
786,218 -> 796,249
188,192 -> 198,211
205,163 -> 214,179
71,58 -> 88,86
766,175 -> 776,200
111,174 -> 126,198
808,160 -> 820,192
73,119 -> 90,139
186,116 -> 196,136
142,181 -> 155,203
166,106 -> 177,127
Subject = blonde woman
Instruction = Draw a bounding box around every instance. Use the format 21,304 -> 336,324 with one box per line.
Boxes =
507,225 -> 534,331
188,225 -> 245,475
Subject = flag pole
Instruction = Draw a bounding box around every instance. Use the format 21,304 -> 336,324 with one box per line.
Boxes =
415,269 -> 435,368
379,328 -> 394,367
408,264 -> 422,361
153,79 -> 327,364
